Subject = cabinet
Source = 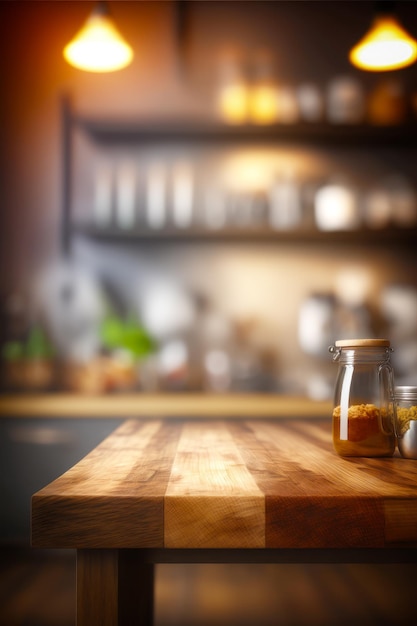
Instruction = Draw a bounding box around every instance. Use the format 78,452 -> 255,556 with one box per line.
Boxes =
61,95 -> 417,255
0,416 -> 123,542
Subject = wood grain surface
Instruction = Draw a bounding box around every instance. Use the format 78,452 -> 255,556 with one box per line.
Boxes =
32,419 -> 417,550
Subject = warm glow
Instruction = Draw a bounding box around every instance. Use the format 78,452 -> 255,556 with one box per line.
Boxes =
218,83 -> 249,124
349,15 -> 417,71
314,184 -> 359,231
223,153 -> 273,191
249,85 -> 278,124
63,10 -> 133,73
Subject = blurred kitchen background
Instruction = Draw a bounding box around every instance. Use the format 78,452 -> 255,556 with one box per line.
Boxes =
1,2 -> 417,625
1,0 -> 417,401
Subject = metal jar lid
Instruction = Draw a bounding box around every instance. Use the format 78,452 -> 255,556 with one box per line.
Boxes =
395,386 -> 417,401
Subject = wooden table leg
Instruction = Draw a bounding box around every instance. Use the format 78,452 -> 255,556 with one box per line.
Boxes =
77,549 -> 154,626
118,550 -> 154,626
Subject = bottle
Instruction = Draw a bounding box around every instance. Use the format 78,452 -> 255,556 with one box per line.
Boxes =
216,54 -> 249,125
296,83 -> 324,123
115,161 -> 137,230
93,161 -> 113,227
171,162 -> 194,229
269,171 -> 302,230
248,50 -> 279,125
146,163 -> 167,229
394,386 -> 417,459
326,76 -> 364,124
367,79 -> 406,126
329,338 -> 396,457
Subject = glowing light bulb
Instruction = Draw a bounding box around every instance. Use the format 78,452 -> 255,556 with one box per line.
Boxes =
63,3 -> 133,73
349,15 -> 417,71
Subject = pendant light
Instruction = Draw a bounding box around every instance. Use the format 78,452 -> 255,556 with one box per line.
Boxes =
63,1 -> 133,73
349,1 -> 417,71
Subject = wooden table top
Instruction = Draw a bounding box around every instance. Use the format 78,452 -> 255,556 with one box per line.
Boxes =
32,418 -> 417,550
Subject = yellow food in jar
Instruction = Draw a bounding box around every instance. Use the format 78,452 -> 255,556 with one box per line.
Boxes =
332,402 -> 395,457
332,403 -> 381,442
397,405 -> 417,435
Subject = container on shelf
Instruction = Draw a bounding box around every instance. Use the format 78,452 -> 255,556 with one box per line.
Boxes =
385,175 -> 417,228
367,79 -> 406,126
93,162 -> 113,228
326,76 -> 365,125
296,83 -> 324,123
329,338 -> 396,457
275,85 -> 299,124
115,161 -> 137,230
248,51 -> 279,125
314,181 -> 360,231
216,54 -> 250,125
269,173 -> 303,230
146,163 -> 167,229
171,162 -> 194,229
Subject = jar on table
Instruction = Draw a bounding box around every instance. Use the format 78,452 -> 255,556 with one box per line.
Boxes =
394,386 -> 417,459
329,338 -> 396,457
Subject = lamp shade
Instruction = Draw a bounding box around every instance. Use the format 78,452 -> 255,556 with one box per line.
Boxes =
63,3 -> 133,73
349,15 -> 417,71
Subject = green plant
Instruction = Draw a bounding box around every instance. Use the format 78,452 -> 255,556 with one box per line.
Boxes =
100,315 -> 156,360
1,326 -> 54,362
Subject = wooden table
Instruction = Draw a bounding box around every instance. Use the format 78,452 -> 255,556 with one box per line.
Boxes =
32,418 -> 417,625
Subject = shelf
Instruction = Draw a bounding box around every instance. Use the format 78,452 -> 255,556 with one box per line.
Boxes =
0,393 -> 332,419
73,114 -> 417,148
72,223 -> 417,245
62,97 -> 417,256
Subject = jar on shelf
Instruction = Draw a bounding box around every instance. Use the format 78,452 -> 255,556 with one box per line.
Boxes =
394,386 -> 417,459
329,338 -> 396,457
326,76 -> 365,125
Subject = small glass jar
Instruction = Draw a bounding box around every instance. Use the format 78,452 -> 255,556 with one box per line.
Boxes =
329,338 -> 396,457
394,386 -> 417,459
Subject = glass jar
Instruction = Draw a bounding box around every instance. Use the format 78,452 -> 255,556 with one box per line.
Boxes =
394,386 -> 417,459
329,338 -> 396,457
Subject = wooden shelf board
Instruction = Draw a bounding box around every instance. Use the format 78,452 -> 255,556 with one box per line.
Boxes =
71,224 -> 417,245
74,115 -> 417,148
0,393 -> 332,419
